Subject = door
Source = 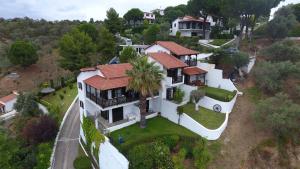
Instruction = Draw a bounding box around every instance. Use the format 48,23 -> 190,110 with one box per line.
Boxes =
146,100 -> 150,113
112,107 -> 124,122
101,110 -> 109,121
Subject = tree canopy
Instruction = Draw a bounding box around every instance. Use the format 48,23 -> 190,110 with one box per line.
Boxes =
143,24 -> 160,44
104,8 -> 122,34
98,27 -> 116,63
77,23 -> 99,42
124,8 -> 144,27
14,93 -> 42,117
59,28 -> 96,72
8,40 -> 38,67
119,47 -> 138,63
231,52 -> 250,68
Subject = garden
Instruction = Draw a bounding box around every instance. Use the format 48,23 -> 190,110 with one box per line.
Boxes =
180,103 -> 226,129
199,86 -> 237,102
110,117 -> 218,169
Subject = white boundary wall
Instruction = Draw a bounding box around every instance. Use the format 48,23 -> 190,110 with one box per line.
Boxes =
160,99 -> 229,140
206,69 -> 238,92
198,94 -> 238,114
99,138 -> 129,169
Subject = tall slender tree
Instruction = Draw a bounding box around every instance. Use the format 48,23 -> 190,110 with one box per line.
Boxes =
126,57 -> 163,128
104,8 -> 122,34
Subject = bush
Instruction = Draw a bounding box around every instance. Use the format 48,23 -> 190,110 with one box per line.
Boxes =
288,24 -> 300,37
180,136 -> 197,158
193,140 -> 211,169
172,148 -> 187,169
173,88 -> 185,104
128,141 -> 174,169
73,156 -> 92,169
158,135 -> 180,150
34,143 -> 52,169
59,94 -> 64,100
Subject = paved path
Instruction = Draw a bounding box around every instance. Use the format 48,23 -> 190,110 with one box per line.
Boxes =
52,99 -> 80,169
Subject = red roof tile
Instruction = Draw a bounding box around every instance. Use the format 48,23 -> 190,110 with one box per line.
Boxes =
183,67 -> 207,75
97,63 -> 132,78
179,15 -> 206,22
0,93 -> 18,103
84,75 -> 130,90
148,52 -> 188,69
156,41 -> 199,56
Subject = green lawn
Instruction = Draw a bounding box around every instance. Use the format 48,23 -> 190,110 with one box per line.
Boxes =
41,83 -> 78,117
110,117 -> 199,151
244,87 -> 262,103
209,39 -> 230,46
182,103 -> 225,129
199,86 -> 236,102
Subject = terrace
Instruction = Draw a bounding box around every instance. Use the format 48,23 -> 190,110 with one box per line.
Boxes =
199,86 -> 237,102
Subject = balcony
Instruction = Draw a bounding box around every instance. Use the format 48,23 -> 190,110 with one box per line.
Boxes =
185,60 -> 197,67
86,92 -> 139,108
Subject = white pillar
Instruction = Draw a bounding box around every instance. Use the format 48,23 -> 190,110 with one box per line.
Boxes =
109,109 -> 113,123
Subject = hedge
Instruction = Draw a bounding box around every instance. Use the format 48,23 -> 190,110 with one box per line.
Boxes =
73,156 -> 92,169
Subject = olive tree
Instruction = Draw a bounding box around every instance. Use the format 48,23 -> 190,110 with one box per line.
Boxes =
190,90 -> 205,111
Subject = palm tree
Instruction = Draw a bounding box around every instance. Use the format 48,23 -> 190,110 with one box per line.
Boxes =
126,56 -> 163,128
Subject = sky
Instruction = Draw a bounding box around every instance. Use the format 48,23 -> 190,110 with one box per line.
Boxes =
0,0 -> 299,21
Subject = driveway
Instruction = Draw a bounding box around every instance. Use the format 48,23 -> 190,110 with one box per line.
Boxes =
52,99 -> 80,169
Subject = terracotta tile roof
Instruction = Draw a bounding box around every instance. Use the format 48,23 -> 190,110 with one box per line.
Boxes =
183,67 -> 207,75
156,41 -> 199,56
148,52 -> 188,69
97,63 -> 132,78
179,15 -> 206,22
84,75 -> 130,90
0,93 -> 18,103
80,67 -> 97,72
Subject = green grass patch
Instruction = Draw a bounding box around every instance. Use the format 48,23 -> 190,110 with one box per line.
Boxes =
110,117 -> 199,152
209,39 -> 230,46
181,103 -> 225,129
73,156 -> 92,169
199,86 -> 236,102
42,83 -> 78,117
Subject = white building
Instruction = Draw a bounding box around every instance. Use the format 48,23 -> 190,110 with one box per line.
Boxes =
0,91 -> 18,114
143,12 -> 155,24
151,8 -> 164,16
120,44 -> 149,55
170,15 -> 211,38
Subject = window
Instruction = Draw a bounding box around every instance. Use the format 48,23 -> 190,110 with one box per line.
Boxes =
78,82 -> 82,90
174,23 -> 176,27
80,101 -> 84,109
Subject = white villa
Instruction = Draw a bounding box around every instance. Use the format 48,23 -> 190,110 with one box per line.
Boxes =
77,41 -> 239,169
143,12 -> 155,24
170,15 -> 211,38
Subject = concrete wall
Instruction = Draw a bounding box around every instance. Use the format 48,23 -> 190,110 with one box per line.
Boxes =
145,45 -> 170,54
205,69 -> 238,92
180,84 -> 197,102
99,138 -> 129,169
160,99 -> 229,140
198,94 -> 238,114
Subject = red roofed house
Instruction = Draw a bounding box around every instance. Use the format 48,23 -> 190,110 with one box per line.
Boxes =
77,63 -> 160,133
145,41 -> 200,67
170,15 -> 211,38
0,91 -> 19,114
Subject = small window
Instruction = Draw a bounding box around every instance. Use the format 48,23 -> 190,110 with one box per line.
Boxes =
80,101 -> 84,109
78,82 -> 82,90
174,23 -> 176,27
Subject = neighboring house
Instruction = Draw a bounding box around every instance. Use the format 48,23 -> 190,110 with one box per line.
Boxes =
0,91 -> 18,114
151,8 -> 164,16
120,44 -> 149,55
170,15 -> 211,38
143,12 -> 155,24
145,41 -> 200,67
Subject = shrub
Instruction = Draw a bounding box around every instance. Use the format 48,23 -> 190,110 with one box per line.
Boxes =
172,148 -> 187,169
63,90 -> 67,94
73,156 -> 92,169
193,140 -> 211,169
59,94 -> 64,100
22,115 -> 58,145
128,141 -> 174,169
180,137 -> 196,158
34,143 -> 52,169
173,88 -> 185,104
158,135 -> 180,150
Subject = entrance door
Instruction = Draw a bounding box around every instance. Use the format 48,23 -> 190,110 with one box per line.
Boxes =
146,100 -> 150,113
112,107 -> 124,122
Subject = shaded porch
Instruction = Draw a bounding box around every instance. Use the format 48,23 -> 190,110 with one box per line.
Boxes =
183,67 -> 207,86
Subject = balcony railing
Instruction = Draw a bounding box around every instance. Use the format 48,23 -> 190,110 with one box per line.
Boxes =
87,92 -> 139,108
185,60 -> 197,66
172,76 -> 183,84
